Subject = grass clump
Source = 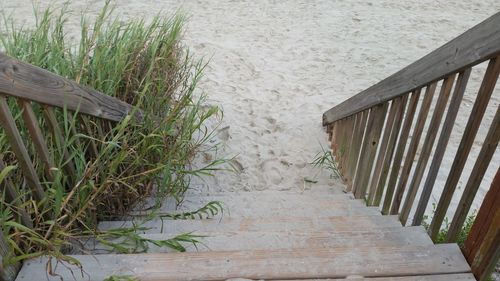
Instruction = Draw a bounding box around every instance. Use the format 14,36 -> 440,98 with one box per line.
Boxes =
0,0 -> 224,270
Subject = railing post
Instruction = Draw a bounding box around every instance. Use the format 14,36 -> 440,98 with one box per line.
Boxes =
390,82 -> 437,216
353,103 -> 388,199
412,68 -> 472,226
382,89 -> 420,215
429,56 -> 500,240
462,168 -> 500,281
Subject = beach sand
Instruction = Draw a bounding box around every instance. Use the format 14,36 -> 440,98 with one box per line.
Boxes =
2,0 -> 499,220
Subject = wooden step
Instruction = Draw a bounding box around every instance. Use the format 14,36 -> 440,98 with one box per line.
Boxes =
182,183 -> 347,197
16,244 -> 470,281
136,191 -> 355,213
98,215 -> 402,233
273,273 -> 476,280
81,226 -> 433,254
131,197 -> 379,218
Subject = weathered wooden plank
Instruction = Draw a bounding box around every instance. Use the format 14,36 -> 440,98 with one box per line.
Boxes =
341,116 -> 356,182
323,12 -> 500,125
446,106 -> 500,242
16,244 -> 471,281
87,227 -> 433,254
462,168 -> 500,281
98,215 -> 403,233
429,56 -> 500,241
390,83 -> 437,216
0,96 -> 45,201
0,53 -> 140,122
344,115 -> 359,186
399,74 -> 456,225
18,100 -> 54,180
353,104 -> 388,199
346,110 -> 368,191
382,90 -> 420,214
274,274 -> 477,281
373,95 -> 409,207
367,98 -> 402,205
412,68 -> 471,226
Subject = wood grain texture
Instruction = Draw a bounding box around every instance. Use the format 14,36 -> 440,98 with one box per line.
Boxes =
353,104 -> 388,199
463,168 -> 500,281
382,90 -> 420,214
0,96 -> 45,201
429,56 -> 500,241
346,110 -> 368,191
274,274 -> 476,281
373,94 -> 408,207
390,83 -> 436,216
446,106 -> 500,242
16,244 -> 470,281
323,12 -> 500,125
399,74 -> 456,225
0,53 -> 140,122
18,100 -> 54,180
367,98 -> 401,205
412,69 -> 471,226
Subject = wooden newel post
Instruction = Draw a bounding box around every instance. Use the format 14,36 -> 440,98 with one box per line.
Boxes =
462,168 -> 500,281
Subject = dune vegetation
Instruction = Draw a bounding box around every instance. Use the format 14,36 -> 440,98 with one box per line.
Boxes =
0,1 -> 224,269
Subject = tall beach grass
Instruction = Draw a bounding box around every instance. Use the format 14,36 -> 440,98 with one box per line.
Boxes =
0,0 -> 224,271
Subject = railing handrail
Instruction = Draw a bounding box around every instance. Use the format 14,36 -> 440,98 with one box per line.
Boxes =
323,11 -> 500,125
0,53 -> 140,122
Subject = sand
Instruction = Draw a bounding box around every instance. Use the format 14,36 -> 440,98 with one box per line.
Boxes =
1,0 -> 499,219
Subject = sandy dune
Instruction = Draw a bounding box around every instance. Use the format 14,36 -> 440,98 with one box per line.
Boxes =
2,0 -> 499,219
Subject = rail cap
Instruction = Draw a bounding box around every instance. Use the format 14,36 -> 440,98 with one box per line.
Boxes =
0,53 -> 141,122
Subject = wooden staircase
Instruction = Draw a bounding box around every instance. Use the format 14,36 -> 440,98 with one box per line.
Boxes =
16,184 -> 474,280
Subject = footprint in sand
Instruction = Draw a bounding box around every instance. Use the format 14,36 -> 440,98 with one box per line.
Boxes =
260,159 -> 284,185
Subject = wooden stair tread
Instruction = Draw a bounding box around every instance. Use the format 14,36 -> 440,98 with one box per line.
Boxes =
98,215 -> 402,233
82,226 -> 433,254
137,191 -> 355,213
16,244 -> 470,281
274,273 -> 476,280
133,195 -> 378,218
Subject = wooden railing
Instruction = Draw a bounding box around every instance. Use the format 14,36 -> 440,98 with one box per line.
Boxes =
0,53 -> 139,281
324,12 -> 500,281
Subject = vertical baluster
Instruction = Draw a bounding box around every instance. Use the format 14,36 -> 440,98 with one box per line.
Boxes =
413,68 -> 472,226
447,106 -> 500,242
43,106 -> 76,183
462,168 -> 500,281
400,75 -> 456,224
429,57 -> 500,241
367,98 -> 399,205
0,96 -> 45,201
382,90 -> 421,214
18,100 -> 54,181
353,103 -> 388,199
348,110 -> 368,192
331,121 -> 339,159
342,115 -> 356,185
337,119 -> 347,176
373,94 -> 409,207
390,82 -> 437,216
340,116 -> 351,179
